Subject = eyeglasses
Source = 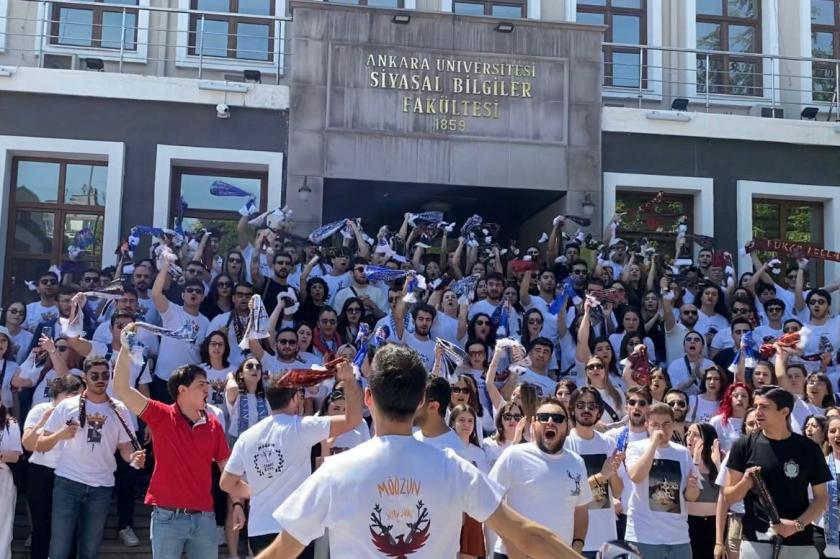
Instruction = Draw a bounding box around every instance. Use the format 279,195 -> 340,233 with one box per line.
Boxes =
809,299 -> 828,306
320,319 -> 337,325
627,399 -> 648,407
586,363 -> 605,371
244,362 -> 262,371
667,400 -> 687,409
503,413 -> 523,421
216,282 -> 232,288
527,318 -> 543,325
733,307 -> 750,315
7,308 -> 24,316
450,386 -> 470,394
575,402 -> 599,411
209,341 -> 225,348
86,371 -> 111,381
767,306 -> 783,313
682,310 -> 698,316
535,412 -> 567,424
184,287 -> 203,295
40,279 -> 57,286
346,307 -> 362,314
277,339 -> 297,345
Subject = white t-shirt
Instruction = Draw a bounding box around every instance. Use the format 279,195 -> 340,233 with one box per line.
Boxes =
605,428 -> 649,510
715,453 -> 744,514
21,365 -> 84,408
0,420 -> 22,471
136,296 -> 161,326
272,435 -> 504,557
155,304 -> 209,380
333,284 -> 388,315
710,414 -> 743,453
517,369 -> 556,398
430,312 -> 461,346
468,299 -> 501,321
207,311 -> 251,368
667,357 -> 716,394
24,302 -> 59,331
201,364 -> 233,408
330,420 -> 372,453
565,430 -> 618,551
695,311 -> 730,338
687,395 -> 720,424
753,324 -> 783,345
624,440 -> 697,545
665,321 -> 690,365
460,441 -> 490,474
489,444 -> 592,553
25,402 -> 62,469
0,359 -> 19,408
402,333 -> 436,372
44,395 -> 132,487
482,437 -> 511,468
225,414 -> 331,536
92,323 -> 159,358
372,314 -> 408,343
609,333 -> 657,365
322,273 -> 351,306
12,329 -> 33,364
413,428 -> 464,454
801,318 -> 840,373
87,341 -> 151,431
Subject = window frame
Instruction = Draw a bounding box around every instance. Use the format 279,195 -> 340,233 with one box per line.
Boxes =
6,156 -> 108,294
696,0 -> 763,97
187,0 -> 277,62
577,0 -> 648,89
452,0 -> 527,18
325,0 -> 405,5
751,197 -> 824,286
49,0 -> 140,51
811,0 -> 840,102
614,190 -> 694,258
170,166 -> 269,232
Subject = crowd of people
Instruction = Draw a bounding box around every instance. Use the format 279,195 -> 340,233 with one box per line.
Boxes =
0,205 -> 839,559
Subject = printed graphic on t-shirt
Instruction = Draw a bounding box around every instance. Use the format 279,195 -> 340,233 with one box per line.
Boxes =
137,303 -> 150,321
567,469 -> 582,496
209,380 -> 226,405
783,459 -> 800,479
40,311 -> 58,323
582,454 -> 609,509
252,442 -> 284,478
85,413 -> 107,446
369,477 -> 431,557
649,458 -> 682,513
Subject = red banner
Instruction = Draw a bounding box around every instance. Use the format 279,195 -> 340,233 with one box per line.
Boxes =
749,239 -> 840,263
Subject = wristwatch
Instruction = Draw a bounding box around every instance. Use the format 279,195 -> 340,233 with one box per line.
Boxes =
794,519 -> 805,532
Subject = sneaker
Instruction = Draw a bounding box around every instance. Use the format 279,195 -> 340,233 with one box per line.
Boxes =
217,525 -> 226,546
118,526 -> 140,547
24,535 -> 31,548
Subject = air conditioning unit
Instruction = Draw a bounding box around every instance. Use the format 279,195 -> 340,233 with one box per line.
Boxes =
41,53 -> 78,70
749,105 -> 784,119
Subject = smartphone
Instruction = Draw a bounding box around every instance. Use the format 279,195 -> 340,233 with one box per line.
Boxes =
40,325 -> 54,339
520,384 -> 538,421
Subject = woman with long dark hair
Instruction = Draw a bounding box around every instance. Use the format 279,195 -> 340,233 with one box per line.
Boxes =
0,400 -> 22,557
223,250 -> 246,284
483,401 -> 524,467
295,276 -> 329,327
688,366 -> 730,423
200,273 -> 234,320
467,312 -> 496,348
336,297 -> 366,345
17,335 -> 84,408
448,404 -> 489,559
0,302 -> 33,363
200,330 -> 233,408
609,307 -> 656,363
686,422 -> 721,559
804,415 -> 829,455
449,374 -> 491,440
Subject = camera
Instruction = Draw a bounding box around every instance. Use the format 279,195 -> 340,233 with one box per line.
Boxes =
216,103 -> 230,119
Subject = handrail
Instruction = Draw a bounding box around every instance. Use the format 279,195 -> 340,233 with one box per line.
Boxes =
16,0 -> 292,22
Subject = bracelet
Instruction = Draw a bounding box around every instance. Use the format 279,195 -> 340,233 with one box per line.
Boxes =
232,502 -> 245,510
572,538 -> 585,547
714,543 -> 725,547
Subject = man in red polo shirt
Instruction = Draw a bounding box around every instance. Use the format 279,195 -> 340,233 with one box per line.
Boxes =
113,324 -> 237,559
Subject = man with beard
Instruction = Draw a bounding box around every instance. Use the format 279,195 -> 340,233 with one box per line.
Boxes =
662,280 -> 700,363
469,272 -> 505,319
395,301 -> 436,373
625,402 -> 699,559
208,281 -> 255,367
131,264 -> 160,324
606,386 -> 651,539
25,270 -> 60,331
725,386 -> 830,559
664,389 -> 690,445
516,338 -> 559,398
565,388 -> 623,558
92,287 -> 159,357
413,376 -> 462,452
489,398 -> 591,557
793,262 -> 840,373
333,256 -> 388,322
253,251 -> 299,316
697,248 -> 714,279
38,357 -> 145,559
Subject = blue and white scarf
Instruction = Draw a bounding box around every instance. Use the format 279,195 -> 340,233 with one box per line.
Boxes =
237,394 -> 269,437
825,453 -> 840,557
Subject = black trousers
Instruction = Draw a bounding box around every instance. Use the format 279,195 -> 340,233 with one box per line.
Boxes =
26,463 -> 76,559
211,462 -> 227,526
114,451 -> 136,529
249,534 -> 315,559
689,514 -> 716,559
814,525 -> 826,559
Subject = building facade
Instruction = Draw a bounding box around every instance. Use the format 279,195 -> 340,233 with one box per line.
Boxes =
1,0 -> 839,300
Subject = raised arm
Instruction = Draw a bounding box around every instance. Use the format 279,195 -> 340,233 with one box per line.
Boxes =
794,258 -> 807,313
662,279 -> 678,333
113,325 -> 150,416
151,258 -> 172,314
485,503 -> 581,559
325,360 -> 363,437
575,301 -> 594,363
393,280 -> 409,340
546,217 -> 563,265
485,347 -> 507,412
236,215 -> 252,251
22,408 -> 53,452
299,256 -> 319,300
439,230 -> 449,270
519,269 -> 534,307
250,235 -> 267,292
348,220 -> 370,258
449,236 -> 466,279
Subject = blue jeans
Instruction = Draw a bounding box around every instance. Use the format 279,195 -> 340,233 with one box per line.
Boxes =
50,476 -> 113,559
629,542 -> 692,559
150,508 -> 217,559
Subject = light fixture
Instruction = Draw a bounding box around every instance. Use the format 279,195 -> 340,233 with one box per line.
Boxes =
671,98 -> 689,112
495,22 -> 515,33
243,69 -> 262,83
646,110 -> 692,122
298,176 -> 313,203
581,193 -> 595,218
392,13 -> 411,24
801,106 -> 819,120
0,66 -> 15,78
84,58 -> 104,71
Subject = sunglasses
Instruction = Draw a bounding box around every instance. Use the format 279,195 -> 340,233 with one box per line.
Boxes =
586,363 -> 605,371
216,282 -> 232,288
244,362 -> 262,371
40,279 -> 57,286
733,308 -> 750,315
809,299 -> 828,306
329,390 -> 345,401
527,318 -> 543,325
228,258 -> 243,264
767,306 -> 783,313
475,320 -> 489,326
346,307 -> 362,313
450,386 -> 470,394
627,399 -> 648,407
667,400 -> 687,408
536,412 -> 567,424
277,339 -> 297,345
184,287 -> 203,295
503,413 -> 523,421
86,371 -> 111,381
575,402 -> 599,411
682,310 -> 698,316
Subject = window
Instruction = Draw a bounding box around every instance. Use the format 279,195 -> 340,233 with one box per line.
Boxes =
188,0 -> 276,61
326,0 -> 405,6
171,168 -> 268,253
812,0 -> 840,102
453,0 -> 527,18
614,191 -> 692,257
696,0 -> 762,96
50,0 -> 139,50
577,0 -> 646,89
752,199 -> 824,286
5,158 -> 106,301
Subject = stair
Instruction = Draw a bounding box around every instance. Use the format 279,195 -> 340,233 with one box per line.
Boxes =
11,495 -> 245,559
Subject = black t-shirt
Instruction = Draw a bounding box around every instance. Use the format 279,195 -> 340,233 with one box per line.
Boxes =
727,431 -> 831,546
